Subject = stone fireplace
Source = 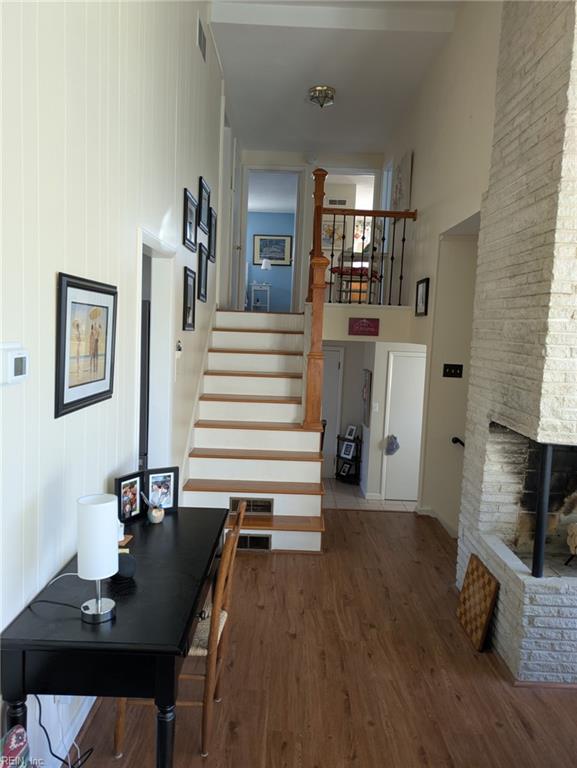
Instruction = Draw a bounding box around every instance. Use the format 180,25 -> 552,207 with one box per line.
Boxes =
457,2 -> 577,683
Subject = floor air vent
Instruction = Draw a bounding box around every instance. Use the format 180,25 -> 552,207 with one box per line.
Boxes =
238,534 -> 271,551
230,497 -> 273,516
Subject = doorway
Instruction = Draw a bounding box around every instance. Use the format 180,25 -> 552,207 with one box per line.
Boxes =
240,170 -> 300,312
321,346 -> 344,478
139,251 -> 152,470
381,350 -> 426,500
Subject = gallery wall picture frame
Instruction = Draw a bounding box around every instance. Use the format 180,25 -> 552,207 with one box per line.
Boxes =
183,189 -> 198,252
415,277 -> 430,317
183,267 -> 196,331
340,441 -> 356,460
208,207 -> 217,263
115,471 -> 144,523
145,466 -> 179,513
198,177 -> 211,235
253,235 -> 292,266
55,273 -> 118,418
345,425 -> 357,440
339,462 -> 352,477
198,244 -> 208,303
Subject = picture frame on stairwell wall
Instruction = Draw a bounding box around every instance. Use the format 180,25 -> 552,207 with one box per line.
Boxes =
415,277 -> 430,317
183,267 -> 196,331
208,207 -> 217,263
198,244 -> 208,303
198,177 -> 211,235
183,188 -> 198,252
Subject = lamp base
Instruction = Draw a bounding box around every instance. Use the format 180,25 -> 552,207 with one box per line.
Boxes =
80,597 -> 116,624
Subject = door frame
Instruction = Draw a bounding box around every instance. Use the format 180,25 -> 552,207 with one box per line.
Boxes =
380,349 -> 426,499
321,345 -> 344,477
236,165 -> 306,312
135,228 -> 177,469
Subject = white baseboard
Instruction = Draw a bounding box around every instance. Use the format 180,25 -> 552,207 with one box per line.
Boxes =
415,505 -> 458,539
363,492 -> 382,501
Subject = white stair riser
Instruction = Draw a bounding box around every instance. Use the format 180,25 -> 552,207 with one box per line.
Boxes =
193,427 -> 320,452
207,351 -> 302,373
181,490 -> 322,516
198,400 -> 302,422
212,331 -> 303,352
203,375 -> 302,397
188,457 -> 321,483
215,311 -> 304,332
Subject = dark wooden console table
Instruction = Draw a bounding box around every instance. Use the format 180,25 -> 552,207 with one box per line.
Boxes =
1,507 -> 228,768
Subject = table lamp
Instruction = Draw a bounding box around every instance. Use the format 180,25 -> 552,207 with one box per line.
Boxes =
77,493 -> 119,623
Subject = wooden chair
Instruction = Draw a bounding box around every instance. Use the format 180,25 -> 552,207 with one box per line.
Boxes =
114,502 -> 246,759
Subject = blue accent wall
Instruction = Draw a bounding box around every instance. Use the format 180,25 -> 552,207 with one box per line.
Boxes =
246,211 -> 295,312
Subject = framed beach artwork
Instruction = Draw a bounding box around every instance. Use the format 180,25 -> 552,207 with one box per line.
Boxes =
253,235 -> 292,266
183,188 -> 198,252
55,273 -> 117,418
183,267 -> 196,331
198,177 -> 211,235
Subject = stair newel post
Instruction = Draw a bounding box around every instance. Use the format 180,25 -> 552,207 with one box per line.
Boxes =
304,168 -> 329,429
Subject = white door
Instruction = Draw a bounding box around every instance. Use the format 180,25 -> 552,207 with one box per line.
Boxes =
382,351 -> 426,500
321,347 -> 344,478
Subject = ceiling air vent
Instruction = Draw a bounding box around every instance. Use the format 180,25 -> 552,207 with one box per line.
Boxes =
197,17 -> 207,62
328,198 -> 347,206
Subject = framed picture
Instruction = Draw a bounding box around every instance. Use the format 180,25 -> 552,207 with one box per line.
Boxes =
253,235 -> 292,266
362,369 -> 372,428
340,441 -> 356,460
55,273 -> 117,418
339,462 -> 351,477
183,189 -> 198,252
115,472 -> 144,523
208,207 -> 217,263
391,151 -> 414,211
415,277 -> 430,317
183,267 -> 196,331
345,425 -> 357,440
198,177 -> 211,235
146,466 -> 179,512
322,216 -> 346,252
198,244 -> 208,302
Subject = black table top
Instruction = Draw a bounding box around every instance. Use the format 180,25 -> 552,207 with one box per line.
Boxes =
1,507 -> 228,657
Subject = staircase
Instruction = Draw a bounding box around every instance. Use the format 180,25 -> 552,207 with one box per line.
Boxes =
182,310 -> 324,552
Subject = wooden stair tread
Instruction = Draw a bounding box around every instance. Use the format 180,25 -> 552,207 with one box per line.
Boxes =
204,370 -> 302,379
189,448 -> 322,462
214,328 -> 303,335
226,512 -> 325,533
208,348 -> 303,356
184,479 -> 324,495
199,394 -> 301,404
194,420 -> 323,432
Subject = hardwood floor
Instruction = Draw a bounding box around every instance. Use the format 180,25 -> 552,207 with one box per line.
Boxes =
77,510 -> 577,768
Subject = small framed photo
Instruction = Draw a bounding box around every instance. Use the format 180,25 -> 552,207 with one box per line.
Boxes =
183,189 -> 198,252
55,273 -> 118,418
198,243 -> 208,302
344,425 -> 357,440
253,235 -> 292,266
115,472 -> 144,523
340,441 -> 355,460
183,267 -> 196,331
208,207 -> 217,263
339,462 -> 352,477
198,177 -> 211,235
146,466 -> 179,512
415,277 -> 430,317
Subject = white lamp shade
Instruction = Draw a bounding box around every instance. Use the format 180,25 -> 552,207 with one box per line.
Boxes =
77,494 -> 119,581
261,258 -> 272,271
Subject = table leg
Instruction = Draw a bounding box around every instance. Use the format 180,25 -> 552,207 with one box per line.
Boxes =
156,704 -> 175,768
5,699 -> 27,730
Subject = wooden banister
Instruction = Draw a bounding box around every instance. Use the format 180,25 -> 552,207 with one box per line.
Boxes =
304,168 -> 329,430
321,206 -> 417,220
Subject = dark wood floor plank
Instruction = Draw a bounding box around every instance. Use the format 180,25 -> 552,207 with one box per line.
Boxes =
75,509 -> 577,768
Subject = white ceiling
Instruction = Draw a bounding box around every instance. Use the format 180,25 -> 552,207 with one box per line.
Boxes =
248,170 -> 300,212
210,1 -> 456,154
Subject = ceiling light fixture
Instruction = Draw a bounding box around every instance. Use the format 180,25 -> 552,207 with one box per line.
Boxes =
308,85 -> 335,109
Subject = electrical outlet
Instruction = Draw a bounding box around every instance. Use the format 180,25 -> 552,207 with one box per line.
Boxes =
443,363 -> 463,378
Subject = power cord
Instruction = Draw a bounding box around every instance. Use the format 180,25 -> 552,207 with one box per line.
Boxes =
33,694 -> 94,768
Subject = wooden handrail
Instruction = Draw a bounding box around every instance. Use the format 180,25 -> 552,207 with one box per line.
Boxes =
321,207 -> 417,220
304,169 -> 329,430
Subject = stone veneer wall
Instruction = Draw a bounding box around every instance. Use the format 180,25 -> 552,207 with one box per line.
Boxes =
458,1 -> 577,682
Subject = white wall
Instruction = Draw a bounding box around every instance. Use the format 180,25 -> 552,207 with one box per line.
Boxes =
1,2 -> 227,761
383,1 -> 502,527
